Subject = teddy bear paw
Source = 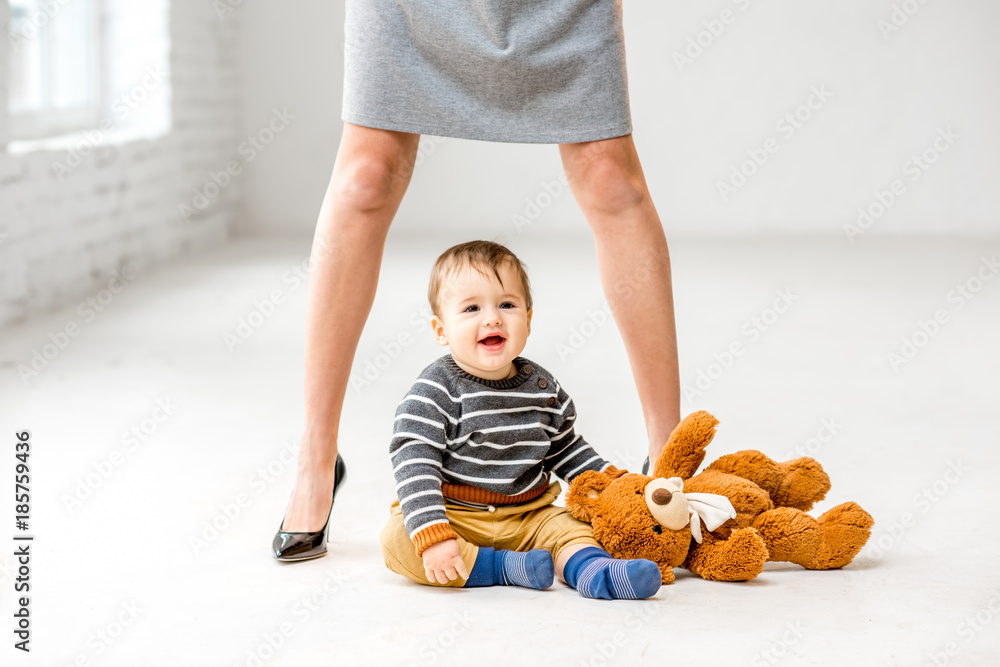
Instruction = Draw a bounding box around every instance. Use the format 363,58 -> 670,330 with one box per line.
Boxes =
690,527 -> 769,582
806,501 -> 875,570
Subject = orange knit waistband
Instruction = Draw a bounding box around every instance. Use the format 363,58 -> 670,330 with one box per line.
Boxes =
441,476 -> 552,506
438,465 -> 628,506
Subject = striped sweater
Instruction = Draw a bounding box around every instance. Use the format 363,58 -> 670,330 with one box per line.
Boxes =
390,353 -> 617,556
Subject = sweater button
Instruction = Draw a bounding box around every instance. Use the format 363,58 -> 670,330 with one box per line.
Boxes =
547,397 -> 556,406
537,378 -> 547,388
488,505 -> 496,512
523,366 -> 532,374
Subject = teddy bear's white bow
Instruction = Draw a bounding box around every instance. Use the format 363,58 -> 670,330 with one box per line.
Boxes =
683,492 -> 737,544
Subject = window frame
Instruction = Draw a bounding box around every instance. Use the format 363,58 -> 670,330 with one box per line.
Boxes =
6,0 -> 106,143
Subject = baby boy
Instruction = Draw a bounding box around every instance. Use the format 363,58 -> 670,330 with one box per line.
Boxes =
378,240 -> 661,599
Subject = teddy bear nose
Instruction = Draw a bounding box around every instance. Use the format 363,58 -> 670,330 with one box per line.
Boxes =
651,488 -> 673,506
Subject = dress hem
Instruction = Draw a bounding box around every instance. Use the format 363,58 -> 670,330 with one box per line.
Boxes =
340,110 -> 632,145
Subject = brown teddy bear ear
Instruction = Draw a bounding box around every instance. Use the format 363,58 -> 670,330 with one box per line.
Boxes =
565,470 -> 612,523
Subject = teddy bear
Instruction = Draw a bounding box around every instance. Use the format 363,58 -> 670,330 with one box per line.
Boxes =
565,410 -> 874,583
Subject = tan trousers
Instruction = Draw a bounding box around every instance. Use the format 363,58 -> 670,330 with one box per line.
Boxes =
379,481 -> 601,588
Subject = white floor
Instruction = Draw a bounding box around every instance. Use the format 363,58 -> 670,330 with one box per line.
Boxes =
1,232 -> 997,666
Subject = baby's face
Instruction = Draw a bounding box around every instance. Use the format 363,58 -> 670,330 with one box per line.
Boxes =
431,262 -> 532,381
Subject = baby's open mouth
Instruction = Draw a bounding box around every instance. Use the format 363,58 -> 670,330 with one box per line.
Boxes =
479,335 -> 505,349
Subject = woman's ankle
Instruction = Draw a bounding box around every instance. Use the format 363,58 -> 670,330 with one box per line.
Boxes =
296,434 -> 340,476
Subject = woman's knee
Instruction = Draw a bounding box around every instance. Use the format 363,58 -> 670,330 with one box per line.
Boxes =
331,157 -> 404,214
334,127 -> 420,213
561,138 -> 647,215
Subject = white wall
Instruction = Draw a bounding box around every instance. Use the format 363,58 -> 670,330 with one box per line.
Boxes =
0,0 -> 244,330
235,0 -> 344,240
235,0 -> 1000,238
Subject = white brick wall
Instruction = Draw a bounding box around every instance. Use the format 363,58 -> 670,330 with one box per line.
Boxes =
0,0 -> 244,330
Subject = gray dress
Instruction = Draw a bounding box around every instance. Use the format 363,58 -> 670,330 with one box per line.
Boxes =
341,0 -> 632,144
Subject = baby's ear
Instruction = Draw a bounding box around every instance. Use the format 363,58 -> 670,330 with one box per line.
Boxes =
566,470 -> 612,522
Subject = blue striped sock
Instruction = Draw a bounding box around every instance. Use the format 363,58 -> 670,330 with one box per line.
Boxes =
494,549 -> 554,589
563,546 -> 661,600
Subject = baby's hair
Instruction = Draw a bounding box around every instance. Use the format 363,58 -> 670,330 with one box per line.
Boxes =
428,240 -> 533,317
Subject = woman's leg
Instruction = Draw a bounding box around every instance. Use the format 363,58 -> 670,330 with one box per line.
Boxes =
278,121 -> 421,533
558,133 -> 681,464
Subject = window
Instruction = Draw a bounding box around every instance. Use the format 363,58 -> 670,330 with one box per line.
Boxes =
8,0 -> 103,141
5,0 -> 171,152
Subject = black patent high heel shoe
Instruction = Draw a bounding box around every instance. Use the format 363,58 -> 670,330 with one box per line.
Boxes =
272,452 -> 347,562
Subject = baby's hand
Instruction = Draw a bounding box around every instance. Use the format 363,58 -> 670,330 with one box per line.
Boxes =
421,538 -> 469,584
